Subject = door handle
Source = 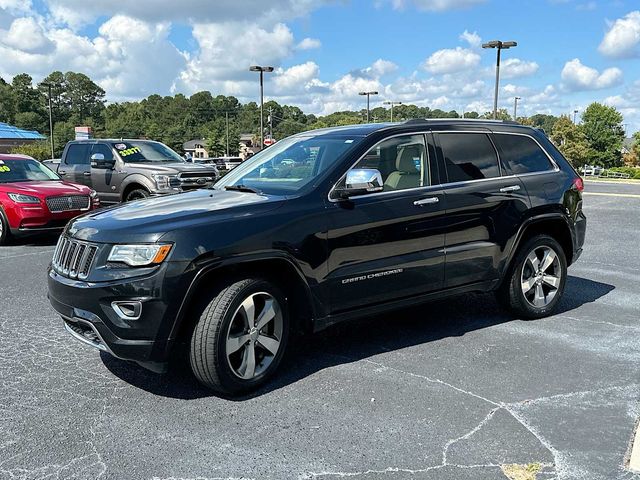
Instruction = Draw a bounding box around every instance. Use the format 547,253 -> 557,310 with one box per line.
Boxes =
414,197 -> 440,206
83,172 -> 91,176
58,170 -> 67,175
499,185 -> 521,193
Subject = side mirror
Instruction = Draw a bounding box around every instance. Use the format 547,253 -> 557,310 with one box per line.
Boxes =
334,168 -> 384,199
91,153 -> 115,169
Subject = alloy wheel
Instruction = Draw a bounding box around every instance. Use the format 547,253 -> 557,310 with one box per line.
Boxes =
225,292 -> 283,380
521,246 -> 562,308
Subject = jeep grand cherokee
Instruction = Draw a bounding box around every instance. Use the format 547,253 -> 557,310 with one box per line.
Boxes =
47,119 -> 586,395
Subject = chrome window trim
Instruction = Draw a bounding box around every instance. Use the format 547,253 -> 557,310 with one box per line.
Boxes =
328,128 -> 560,203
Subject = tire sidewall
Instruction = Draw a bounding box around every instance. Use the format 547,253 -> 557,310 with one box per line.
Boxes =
0,208 -> 10,246
213,279 -> 290,393
511,235 -> 567,318
125,189 -> 149,202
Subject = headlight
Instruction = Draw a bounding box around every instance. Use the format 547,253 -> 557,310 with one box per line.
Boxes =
108,244 -> 172,267
8,193 -> 40,204
153,174 -> 179,191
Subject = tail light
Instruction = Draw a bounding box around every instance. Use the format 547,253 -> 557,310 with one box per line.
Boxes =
573,177 -> 584,192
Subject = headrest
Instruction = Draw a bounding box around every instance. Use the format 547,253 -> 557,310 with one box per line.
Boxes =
396,146 -> 420,173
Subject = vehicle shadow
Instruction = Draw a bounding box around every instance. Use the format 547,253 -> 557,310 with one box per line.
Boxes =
101,274 -> 615,401
3,233 -> 60,247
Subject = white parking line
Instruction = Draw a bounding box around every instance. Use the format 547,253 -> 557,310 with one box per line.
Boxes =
583,192 -> 640,199
630,423 -> 640,473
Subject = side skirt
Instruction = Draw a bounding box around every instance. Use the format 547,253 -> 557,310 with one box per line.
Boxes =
313,279 -> 500,333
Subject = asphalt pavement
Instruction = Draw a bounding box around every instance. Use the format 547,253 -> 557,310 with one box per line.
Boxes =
0,181 -> 638,480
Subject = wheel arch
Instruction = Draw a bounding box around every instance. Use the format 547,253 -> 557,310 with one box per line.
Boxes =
167,254 -> 317,354
503,214 -> 574,280
120,175 -> 153,201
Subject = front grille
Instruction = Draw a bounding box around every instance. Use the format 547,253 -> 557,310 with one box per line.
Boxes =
179,171 -> 216,180
52,236 -> 98,279
46,195 -> 90,213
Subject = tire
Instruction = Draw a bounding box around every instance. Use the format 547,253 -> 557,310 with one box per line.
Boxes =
125,188 -> 149,202
190,278 -> 290,395
0,208 -> 11,246
497,234 -> 567,319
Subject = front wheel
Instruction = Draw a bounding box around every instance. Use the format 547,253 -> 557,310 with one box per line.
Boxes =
190,278 -> 289,395
125,188 -> 149,202
0,209 -> 11,246
498,235 -> 567,319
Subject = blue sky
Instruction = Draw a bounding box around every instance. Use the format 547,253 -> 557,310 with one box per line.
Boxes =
0,0 -> 639,129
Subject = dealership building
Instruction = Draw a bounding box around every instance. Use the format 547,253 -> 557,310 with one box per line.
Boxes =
0,122 -> 45,153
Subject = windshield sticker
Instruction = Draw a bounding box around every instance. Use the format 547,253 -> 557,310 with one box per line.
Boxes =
0,165 -> 11,172
115,143 -> 127,150
0,160 -> 4,164
118,146 -> 142,157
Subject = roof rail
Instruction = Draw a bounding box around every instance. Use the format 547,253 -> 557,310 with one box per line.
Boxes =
403,118 -> 520,125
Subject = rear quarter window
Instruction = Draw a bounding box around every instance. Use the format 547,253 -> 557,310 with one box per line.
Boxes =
493,134 -> 553,174
438,132 -> 500,183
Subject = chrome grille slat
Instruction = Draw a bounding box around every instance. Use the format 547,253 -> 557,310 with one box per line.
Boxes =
51,236 -> 98,280
46,195 -> 90,213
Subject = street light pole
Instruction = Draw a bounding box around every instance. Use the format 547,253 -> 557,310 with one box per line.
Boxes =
249,65 -> 274,150
358,91 -> 378,123
513,96 -> 521,121
43,83 -> 54,159
225,111 -> 229,157
573,109 -> 579,125
482,40 -> 517,120
383,100 -> 403,122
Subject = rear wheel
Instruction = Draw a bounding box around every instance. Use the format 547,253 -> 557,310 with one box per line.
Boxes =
125,188 -> 149,202
190,278 -> 289,395
498,234 -> 567,319
0,209 -> 11,246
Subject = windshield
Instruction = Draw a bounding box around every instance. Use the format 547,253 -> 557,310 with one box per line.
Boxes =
216,135 -> 362,195
111,141 -> 185,163
0,158 -> 60,183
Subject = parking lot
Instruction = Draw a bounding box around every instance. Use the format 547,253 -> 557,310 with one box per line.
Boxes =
0,181 -> 638,480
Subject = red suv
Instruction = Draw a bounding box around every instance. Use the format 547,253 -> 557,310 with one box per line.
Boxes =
0,154 -> 99,245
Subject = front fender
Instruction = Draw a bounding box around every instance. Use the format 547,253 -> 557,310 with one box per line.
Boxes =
121,174 -> 157,199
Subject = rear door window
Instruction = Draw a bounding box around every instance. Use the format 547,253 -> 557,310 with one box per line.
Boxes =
438,133 -> 500,183
492,134 -> 553,174
65,144 -> 90,165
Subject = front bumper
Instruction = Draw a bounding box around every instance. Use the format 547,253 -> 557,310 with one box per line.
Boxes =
10,204 -> 97,235
47,262 -> 192,372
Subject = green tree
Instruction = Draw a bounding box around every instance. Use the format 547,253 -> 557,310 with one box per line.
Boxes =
528,114 -> 559,135
0,77 -> 16,123
10,141 -> 52,161
481,109 -> 511,121
64,72 -> 105,122
550,115 -> 591,168
580,102 -> 625,168
37,71 -> 70,122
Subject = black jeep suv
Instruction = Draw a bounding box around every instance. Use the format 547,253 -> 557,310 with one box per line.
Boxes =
48,120 -> 586,394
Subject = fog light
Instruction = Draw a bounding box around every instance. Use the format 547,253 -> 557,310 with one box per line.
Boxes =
112,301 -> 142,320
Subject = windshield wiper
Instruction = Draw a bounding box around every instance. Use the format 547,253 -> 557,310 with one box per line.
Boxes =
224,185 -> 262,194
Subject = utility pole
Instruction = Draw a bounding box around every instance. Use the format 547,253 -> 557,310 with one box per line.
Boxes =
482,40 -> 518,120
383,100 -> 402,122
268,107 -> 273,139
43,83 -> 54,159
513,96 -> 521,121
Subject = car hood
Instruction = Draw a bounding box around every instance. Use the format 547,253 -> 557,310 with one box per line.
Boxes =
0,180 -> 90,197
68,188 -> 285,243
123,162 -> 217,175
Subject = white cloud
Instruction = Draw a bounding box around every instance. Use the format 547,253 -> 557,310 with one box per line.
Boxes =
0,16 -> 53,53
273,62 -> 320,92
500,58 -> 539,79
367,59 -> 399,77
43,0 -> 334,29
296,37 -> 321,50
459,29 -> 481,48
599,11 -> 640,58
390,0 -> 486,11
561,58 -> 623,91
423,47 -> 480,74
